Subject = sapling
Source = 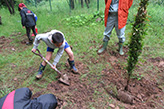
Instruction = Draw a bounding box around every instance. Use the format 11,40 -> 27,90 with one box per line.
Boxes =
125,0 -> 149,90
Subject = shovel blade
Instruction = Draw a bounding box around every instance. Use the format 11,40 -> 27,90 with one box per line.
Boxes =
58,74 -> 70,86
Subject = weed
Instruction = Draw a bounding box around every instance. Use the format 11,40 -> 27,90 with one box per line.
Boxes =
63,11 -> 104,27
0,86 -> 14,98
131,73 -> 144,81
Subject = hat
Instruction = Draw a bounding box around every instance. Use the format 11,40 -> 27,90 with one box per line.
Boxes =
18,3 -> 26,8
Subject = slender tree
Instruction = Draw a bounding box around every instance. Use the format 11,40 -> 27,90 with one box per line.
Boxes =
85,0 -> 89,8
70,0 -> 75,9
81,0 -> 83,8
4,0 -> 15,14
81,0 -> 90,8
88,0 -> 90,4
125,0 -> 149,90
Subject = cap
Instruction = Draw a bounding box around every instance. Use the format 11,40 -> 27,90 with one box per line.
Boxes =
18,3 -> 26,8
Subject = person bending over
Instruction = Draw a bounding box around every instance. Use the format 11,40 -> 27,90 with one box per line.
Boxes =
32,30 -> 78,79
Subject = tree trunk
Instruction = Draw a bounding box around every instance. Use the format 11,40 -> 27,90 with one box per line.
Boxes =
4,0 -> 15,14
88,0 -> 90,4
4,0 -> 13,14
10,0 -> 15,14
81,0 -> 83,8
70,0 -> 75,9
85,0 -> 89,8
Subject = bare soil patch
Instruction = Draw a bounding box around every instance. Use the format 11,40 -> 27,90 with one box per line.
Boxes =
0,34 -> 30,53
45,46 -> 164,108
0,36 -> 13,52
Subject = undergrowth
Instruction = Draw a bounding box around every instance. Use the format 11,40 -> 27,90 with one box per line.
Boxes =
63,11 -> 104,27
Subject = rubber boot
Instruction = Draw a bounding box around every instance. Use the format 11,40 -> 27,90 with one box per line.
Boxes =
98,41 -> 108,54
67,59 -> 78,74
119,43 -> 124,55
36,63 -> 46,79
32,27 -> 38,36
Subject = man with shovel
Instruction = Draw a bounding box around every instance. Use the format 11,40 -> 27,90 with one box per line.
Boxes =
31,30 -> 78,79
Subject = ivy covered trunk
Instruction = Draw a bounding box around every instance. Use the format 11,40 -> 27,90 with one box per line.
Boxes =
125,0 -> 149,90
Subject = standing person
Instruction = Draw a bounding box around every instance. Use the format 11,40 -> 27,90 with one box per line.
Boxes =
31,30 -> 78,79
98,0 -> 133,55
18,3 -> 37,45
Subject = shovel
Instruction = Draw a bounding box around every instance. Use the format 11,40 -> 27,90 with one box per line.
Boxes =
32,49 -> 70,86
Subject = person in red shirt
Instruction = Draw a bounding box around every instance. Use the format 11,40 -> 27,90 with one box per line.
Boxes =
98,0 -> 133,55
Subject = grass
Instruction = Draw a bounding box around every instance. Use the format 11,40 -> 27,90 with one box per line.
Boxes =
0,0 -> 164,108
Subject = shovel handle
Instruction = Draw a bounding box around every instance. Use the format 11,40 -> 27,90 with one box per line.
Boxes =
42,57 -> 62,75
32,49 -> 43,58
32,49 -> 62,76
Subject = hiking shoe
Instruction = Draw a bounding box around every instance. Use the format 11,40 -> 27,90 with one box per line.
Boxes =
35,63 -> 46,79
71,66 -> 78,74
67,59 -> 79,74
36,72 -> 43,79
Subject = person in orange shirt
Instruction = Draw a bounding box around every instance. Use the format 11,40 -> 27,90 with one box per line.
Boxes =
98,0 -> 133,55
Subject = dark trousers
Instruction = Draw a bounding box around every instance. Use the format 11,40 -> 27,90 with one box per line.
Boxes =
25,26 -> 37,42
